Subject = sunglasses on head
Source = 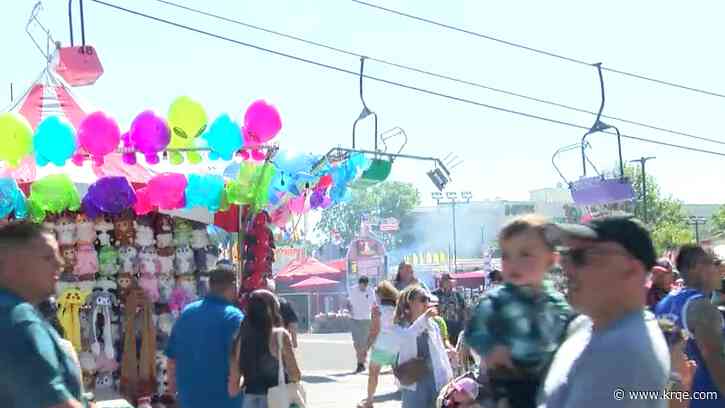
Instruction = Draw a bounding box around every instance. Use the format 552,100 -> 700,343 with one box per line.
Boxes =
414,294 -> 429,303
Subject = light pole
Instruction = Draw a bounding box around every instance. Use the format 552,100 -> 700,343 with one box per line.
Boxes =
687,216 -> 707,244
432,191 -> 472,272
629,156 -> 655,223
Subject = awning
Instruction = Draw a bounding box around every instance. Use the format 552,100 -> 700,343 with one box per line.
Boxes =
275,257 -> 342,280
290,276 -> 340,290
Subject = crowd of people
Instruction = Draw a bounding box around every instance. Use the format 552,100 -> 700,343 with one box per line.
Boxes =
1,213 -> 724,408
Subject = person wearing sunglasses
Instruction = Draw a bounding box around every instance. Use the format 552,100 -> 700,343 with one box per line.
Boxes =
538,216 -> 670,408
655,245 -> 724,407
394,286 -> 453,408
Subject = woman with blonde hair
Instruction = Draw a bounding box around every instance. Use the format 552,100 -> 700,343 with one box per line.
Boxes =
395,285 -> 453,408
358,281 -> 400,408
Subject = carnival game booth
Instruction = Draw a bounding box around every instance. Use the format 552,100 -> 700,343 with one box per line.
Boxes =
1,89 -> 379,406
274,257 -> 346,332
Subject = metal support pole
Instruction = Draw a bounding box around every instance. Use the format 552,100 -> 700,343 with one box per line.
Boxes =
452,200 -> 457,273
630,156 -> 655,223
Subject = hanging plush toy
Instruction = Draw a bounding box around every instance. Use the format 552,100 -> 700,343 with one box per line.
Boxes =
94,215 -> 115,248
158,272 -> 174,304
87,291 -> 117,360
135,216 -> 155,247
60,245 -> 78,279
118,246 -> 138,275
190,223 -> 209,249
74,243 -> 99,280
169,280 -> 194,317
120,288 -> 157,402
173,218 -> 193,247
57,288 -> 88,351
205,244 -> 220,272
154,214 -> 174,249
116,272 -> 134,303
174,245 -> 194,275
157,246 -> 175,276
79,351 -> 98,393
155,351 -> 169,400
56,213 -> 77,246
98,246 -> 119,278
138,246 -> 161,302
113,212 -> 135,246
76,213 -> 96,245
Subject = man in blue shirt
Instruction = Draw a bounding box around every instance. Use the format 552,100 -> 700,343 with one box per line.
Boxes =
655,245 -> 724,407
166,268 -> 245,408
0,222 -> 90,408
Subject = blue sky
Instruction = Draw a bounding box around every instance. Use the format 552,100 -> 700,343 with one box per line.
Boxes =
3,0 -> 725,206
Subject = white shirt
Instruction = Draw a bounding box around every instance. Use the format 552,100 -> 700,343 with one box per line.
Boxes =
348,284 -> 375,320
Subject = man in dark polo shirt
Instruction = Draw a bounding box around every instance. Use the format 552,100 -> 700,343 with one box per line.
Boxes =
0,223 -> 90,408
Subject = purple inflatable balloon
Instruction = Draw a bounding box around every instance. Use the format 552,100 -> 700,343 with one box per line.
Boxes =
82,176 -> 137,218
123,110 -> 170,165
310,190 -> 324,209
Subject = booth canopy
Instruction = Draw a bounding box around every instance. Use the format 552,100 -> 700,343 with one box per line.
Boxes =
290,276 -> 340,289
276,257 -> 342,280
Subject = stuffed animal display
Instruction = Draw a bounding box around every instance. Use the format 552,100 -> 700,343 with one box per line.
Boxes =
40,209 -> 226,407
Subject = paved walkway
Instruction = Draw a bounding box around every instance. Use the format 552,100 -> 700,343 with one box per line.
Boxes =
301,369 -> 401,408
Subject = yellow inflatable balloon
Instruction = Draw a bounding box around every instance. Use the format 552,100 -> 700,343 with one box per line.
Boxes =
167,96 -> 207,165
0,112 -> 33,167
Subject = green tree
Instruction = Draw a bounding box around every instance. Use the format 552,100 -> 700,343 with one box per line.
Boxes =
624,164 -> 693,252
710,204 -> 725,239
315,181 -> 421,250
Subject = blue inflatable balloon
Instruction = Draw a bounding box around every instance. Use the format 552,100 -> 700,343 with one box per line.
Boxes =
204,114 -> 242,161
185,174 -> 225,212
33,116 -> 77,166
0,177 -> 28,219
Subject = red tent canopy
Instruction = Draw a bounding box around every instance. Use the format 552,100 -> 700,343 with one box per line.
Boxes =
450,270 -> 485,280
275,257 -> 342,280
325,258 -> 347,272
289,276 -> 339,289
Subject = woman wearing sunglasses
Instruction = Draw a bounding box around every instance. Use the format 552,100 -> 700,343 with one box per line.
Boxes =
394,286 -> 453,408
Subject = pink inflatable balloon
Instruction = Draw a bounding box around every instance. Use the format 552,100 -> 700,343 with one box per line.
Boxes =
75,111 -> 120,166
124,110 -> 170,165
243,100 -> 282,144
288,194 -> 307,214
147,173 -> 187,210
134,187 -> 154,215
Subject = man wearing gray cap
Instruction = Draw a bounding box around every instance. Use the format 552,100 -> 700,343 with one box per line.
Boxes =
537,216 -> 670,408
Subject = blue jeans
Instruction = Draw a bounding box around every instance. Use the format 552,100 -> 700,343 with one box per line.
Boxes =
244,393 -> 267,408
401,371 -> 437,408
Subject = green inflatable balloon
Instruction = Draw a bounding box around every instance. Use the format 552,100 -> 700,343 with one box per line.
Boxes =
251,163 -> 276,213
0,112 -> 33,167
27,174 -> 81,222
167,96 -> 207,165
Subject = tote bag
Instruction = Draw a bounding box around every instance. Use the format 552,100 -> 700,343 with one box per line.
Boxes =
267,330 -> 307,408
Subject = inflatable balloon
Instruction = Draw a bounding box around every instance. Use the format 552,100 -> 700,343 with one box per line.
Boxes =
123,110 -> 170,165
33,116 -> 77,166
27,174 -> 81,222
244,99 -> 282,144
288,194 -> 307,214
309,190 -> 324,209
74,111 -> 121,166
0,177 -> 28,220
133,187 -> 154,215
146,173 -> 187,210
204,114 -> 243,161
167,96 -> 207,165
81,177 -> 137,219
251,164 -> 276,212
185,174 -> 225,212
0,112 -> 33,167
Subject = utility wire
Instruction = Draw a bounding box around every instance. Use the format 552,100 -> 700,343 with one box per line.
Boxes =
151,0 -> 725,147
352,0 -> 725,100
88,0 -> 725,159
